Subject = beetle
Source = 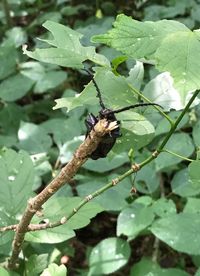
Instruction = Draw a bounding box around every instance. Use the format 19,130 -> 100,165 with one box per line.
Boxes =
84,69 -> 161,160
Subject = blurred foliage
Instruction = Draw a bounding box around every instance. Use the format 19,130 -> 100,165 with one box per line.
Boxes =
1,0 -> 200,275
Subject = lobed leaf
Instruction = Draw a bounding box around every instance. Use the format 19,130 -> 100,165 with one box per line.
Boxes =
93,14 -> 200,105
23,20 -> 110,69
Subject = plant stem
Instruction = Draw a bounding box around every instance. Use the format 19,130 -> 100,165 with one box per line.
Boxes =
157,90 -> 200,152
162,149 -> 194,162
128,83 -> 174,126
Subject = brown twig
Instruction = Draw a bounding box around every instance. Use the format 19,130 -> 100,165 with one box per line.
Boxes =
8,118 -> 118,269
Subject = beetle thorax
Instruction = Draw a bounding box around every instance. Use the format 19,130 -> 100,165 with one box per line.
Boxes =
99,108 -> 116,120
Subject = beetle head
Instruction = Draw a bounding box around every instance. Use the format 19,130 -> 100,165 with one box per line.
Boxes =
99,108 -> 116,120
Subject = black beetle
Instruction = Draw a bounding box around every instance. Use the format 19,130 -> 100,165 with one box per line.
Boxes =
84,69 -> 161,160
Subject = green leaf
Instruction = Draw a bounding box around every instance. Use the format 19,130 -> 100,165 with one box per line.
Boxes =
3,27 -> 27,48
117,203 -> 155,239
25,224 -> 75,244
93,15 -> 200,105
20,61 -> 47,82
0,211 -> 15,255
151,213 -> 200,255
57,68 -> 138,112
0,135 -> 17,148
144,2 -> 188,21
30,11 -> 62,27
26,254 -> 48,276
23,20 -> 109,69
130,258 -> 189,276
58,136 -> 84,164
41,117 -> 83,146
135,158 -> 159,194
193,120 -> 200,146
195,267 -> 200,276
0,73 -> 34,102
0,103 -> 27,135
0,149 -> 34,215
152,198 -> 177,218
0,47 -> 18,80
184,198 -> 200,214
126,61 -> 144,91
18,122 -> 52,154
134,196 -> 153,206
89,237 -> 130,275
92,14 -> 186,58
34,71 -> 67,94
83,152 -> 128,172
188,160 -> 200,189
155,30 -> 200,104
155,111 -> 189,136
40,263 -> 67,276
25,197 -> 103,243
0,267 -> 10,276
155,133 -> 194,171
115,111 -> 156,152
171,165 -> 200,197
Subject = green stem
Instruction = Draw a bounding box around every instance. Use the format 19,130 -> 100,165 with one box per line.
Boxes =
128,83 -> 174,126
162,149 -> 194,162
41,169 -> 134,230
157,90 -> 200,152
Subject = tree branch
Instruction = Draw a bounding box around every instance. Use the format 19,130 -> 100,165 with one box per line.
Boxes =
8,118 -> 118,269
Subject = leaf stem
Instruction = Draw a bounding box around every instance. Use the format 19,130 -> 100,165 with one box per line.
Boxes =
157,90 -> 200,152
128,83 -> 174,126
162,149 -> 194,162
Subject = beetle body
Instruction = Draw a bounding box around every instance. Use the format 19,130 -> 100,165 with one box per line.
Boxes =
85,109 -> 121,160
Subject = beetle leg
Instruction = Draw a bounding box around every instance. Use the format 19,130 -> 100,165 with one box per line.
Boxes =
85,114 -> 98,130
85,113 -> 98,139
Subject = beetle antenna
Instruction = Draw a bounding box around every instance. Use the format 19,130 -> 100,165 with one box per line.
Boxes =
83,69 -> 106,110
108,102 -> 162,114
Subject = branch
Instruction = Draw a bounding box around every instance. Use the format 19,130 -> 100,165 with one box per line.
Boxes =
8,118 -> 118,269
